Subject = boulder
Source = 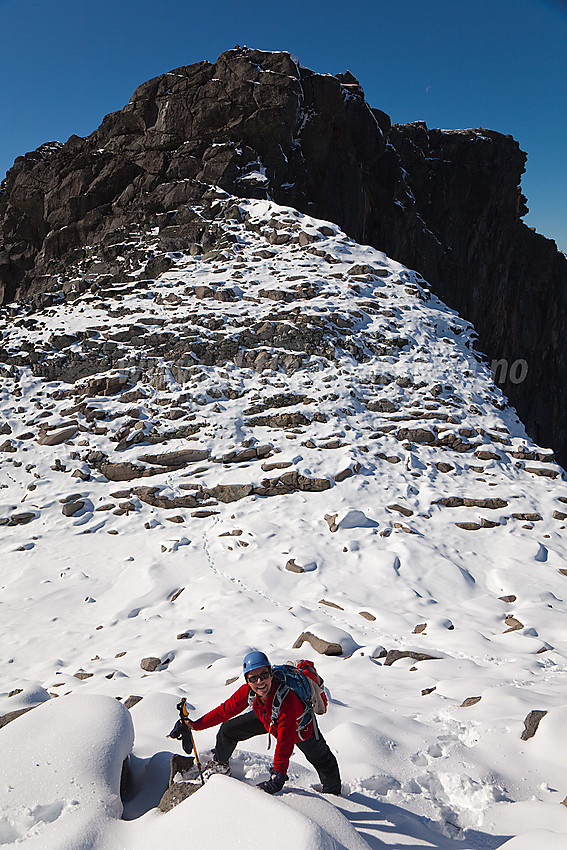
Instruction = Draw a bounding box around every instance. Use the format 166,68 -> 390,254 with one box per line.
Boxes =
78,375 -> 132,396
348,264 -> 387,277
261,460 -> 293,472
481,518 -> 501,528
202,483 -> 254,503
145,255 -> 172,278
158,755 -> 201,812
460,696 -> 482,707
333,467 -> 354,482
520,709 -> 548,741
140,657 -> 162,672
524,467 -> 560,478
387,504 -> 414,517
137,449 -> 210,467
220,445 -> 271,464
4,512 -> 37,526
168,754 -> 196,785
435,496 -> 508,509
255,471 -> 330,497
101,462 -> 171,481
383,650 -> 440,666
366,399 -> 398,413
377,453 -> 402,464
397,427 -> 435,444
504,615 -> 524,632
133,487 -> 199,509
62,500 -> 85,517
293,631 -> 342,656
324,513 -> 339,532
475,449 -> 502,461
246,412 -> 312,428
0,706 -> 36,729
298,231 -> 319,246
194,285 -> 214,299
512,513 -> 543,522
38,426 -> 78,446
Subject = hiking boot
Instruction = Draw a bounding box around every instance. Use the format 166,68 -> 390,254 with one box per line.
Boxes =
321,785 -> 342,796
201,757 -> 231,780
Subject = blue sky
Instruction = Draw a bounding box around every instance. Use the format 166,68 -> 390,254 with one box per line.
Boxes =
1,0 -> 565,250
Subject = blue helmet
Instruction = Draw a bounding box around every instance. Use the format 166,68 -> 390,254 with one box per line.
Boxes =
242,650 -> 271,676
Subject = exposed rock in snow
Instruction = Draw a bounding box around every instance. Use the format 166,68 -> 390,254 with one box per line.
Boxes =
0,198 -> 566,847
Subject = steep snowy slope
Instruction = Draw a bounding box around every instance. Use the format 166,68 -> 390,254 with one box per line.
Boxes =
1,195 -> 566,848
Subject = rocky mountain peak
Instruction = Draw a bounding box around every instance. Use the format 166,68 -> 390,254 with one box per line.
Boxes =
0,47 -> 566,468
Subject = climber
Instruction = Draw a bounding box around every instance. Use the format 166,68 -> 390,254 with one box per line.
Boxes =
181,650 -> 341,795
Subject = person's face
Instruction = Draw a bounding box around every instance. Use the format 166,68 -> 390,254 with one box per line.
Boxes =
246,666 -> 273,700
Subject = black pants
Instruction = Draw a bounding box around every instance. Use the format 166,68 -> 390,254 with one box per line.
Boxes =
214,711 -> 341,794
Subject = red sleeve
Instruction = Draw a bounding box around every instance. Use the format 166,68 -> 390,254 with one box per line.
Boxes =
192,684 -> 250,731
272,690 -> 308,774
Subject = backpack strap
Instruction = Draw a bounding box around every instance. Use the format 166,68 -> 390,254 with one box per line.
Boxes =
249,671 -> 318,740
270,680 -> 290,728
270,678 -> 316,740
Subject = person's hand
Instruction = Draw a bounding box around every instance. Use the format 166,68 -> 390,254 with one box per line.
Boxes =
257,770 -> 287,794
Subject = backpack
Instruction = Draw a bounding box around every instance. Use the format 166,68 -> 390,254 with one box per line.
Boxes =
248,659 -> 328,740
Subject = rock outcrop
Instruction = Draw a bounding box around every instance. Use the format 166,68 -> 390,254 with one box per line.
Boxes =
0,46 -> 566,465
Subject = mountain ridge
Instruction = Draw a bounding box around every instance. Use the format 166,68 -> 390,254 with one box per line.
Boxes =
1,47 -> 565,470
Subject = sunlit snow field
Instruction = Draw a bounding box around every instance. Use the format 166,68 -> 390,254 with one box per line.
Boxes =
1,199 -> 566,848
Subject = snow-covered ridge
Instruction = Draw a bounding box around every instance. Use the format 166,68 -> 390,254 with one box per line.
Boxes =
1,197 -> 566,848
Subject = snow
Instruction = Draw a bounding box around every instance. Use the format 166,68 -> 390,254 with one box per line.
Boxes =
120,774 -> 363,850
237,170 -> 269,184
0,695 -> 133,847
1,196 -> 567,848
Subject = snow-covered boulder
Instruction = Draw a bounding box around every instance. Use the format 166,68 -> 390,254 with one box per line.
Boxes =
120,773 -> 369,849
0,694 -> 134,848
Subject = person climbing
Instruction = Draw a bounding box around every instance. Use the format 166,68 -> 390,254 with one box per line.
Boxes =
182,650 -> 342,795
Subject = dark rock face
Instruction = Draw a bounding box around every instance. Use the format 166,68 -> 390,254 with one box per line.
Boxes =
385,122 -> 567,470
0,46 -> 565,465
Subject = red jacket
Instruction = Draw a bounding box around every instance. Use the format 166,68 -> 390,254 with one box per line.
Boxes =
192,681 -> 314,773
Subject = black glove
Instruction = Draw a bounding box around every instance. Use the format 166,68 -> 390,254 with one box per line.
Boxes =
257,770 -> 287,794
167,719 -> 194,755
168,719 -> 185,739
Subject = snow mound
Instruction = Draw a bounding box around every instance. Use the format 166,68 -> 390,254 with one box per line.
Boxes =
0,694 -> 134,848
499,829 -> 567,850
121,774 -> 369,849
336,509 -> 379,529
0,683 -> 50,713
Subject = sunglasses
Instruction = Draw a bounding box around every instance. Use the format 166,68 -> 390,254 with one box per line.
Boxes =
246,670 -> 271,683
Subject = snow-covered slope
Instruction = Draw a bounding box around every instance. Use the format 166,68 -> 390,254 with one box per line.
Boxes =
1,195 -> 567,848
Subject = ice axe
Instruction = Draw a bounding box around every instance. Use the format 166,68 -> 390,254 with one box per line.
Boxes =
172,697 -> 204,785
